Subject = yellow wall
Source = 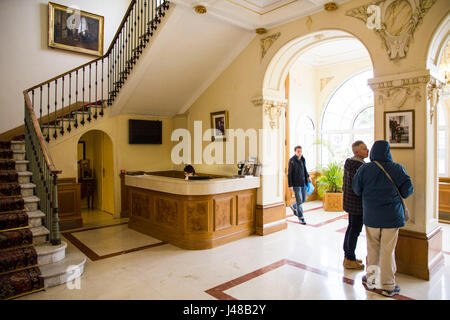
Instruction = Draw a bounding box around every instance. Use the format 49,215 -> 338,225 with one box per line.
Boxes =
48,111 -> 174,217
0,0 -> 132,133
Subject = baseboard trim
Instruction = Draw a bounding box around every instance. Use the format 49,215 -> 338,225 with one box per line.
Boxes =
396,226 -> 444,281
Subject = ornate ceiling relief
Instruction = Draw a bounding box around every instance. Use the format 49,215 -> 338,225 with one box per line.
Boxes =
346,0 -> 437,61
261,32 -> 281,59
252,96 -> 287,129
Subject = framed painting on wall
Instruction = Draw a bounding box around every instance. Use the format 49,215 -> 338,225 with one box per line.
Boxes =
48,2 -> 104,56
210,110 -> 229,141
384,110 -> 415,149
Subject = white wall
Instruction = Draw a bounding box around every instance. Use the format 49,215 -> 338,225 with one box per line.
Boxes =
0,0 -> 131,133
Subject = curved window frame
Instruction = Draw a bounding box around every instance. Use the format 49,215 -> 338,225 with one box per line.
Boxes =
319,70 -> 374,166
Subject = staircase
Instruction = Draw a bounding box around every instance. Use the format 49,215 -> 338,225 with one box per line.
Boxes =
0,0 -> 172,300
0,140 -> 85,300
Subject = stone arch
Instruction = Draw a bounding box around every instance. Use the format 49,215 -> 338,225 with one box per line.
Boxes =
426,13 -> 450,77
263,30 -> 375,102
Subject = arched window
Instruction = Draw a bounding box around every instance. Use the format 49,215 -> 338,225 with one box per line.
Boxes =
320,70 -> 374,165
295,116 -> 316,170
438,103 -> 448,176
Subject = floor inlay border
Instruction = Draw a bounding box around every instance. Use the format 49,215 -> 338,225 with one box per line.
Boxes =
287,212 -> 348,228
62,223 -> 168,261
205,259 -> 415,300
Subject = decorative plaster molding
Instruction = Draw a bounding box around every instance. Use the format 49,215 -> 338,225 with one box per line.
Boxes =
252,96 -> 287,129
305,16 -> 312,31
261,32 -> 281,59
320,76 -> 334,91
346,0 -> 437,61
369,73 -> 431,90
369,72 -> 432,109
427,78 -> 445,124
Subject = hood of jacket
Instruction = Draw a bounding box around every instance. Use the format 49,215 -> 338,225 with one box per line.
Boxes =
369,140 -> 393,163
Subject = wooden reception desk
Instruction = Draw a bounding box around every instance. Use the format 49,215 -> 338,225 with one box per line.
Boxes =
122,171 -> 260,250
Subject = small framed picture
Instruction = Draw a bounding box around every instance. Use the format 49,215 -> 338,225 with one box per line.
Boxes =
210,111 -> 229,141
48,2 -> 104,57
384,110 -> 415,149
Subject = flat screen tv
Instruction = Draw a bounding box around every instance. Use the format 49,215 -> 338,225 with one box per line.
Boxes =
129,120 -> 162,144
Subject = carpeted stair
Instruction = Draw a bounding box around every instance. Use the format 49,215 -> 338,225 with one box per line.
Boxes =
0,139 -> 86,300
0,140 -> 44,300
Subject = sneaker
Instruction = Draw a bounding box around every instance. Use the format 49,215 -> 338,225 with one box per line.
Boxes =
290,205 -> 297,216
362,275 -> 376,290
381,285 -> 401,297
298,217 -> 306,225
343,258 -> 365,270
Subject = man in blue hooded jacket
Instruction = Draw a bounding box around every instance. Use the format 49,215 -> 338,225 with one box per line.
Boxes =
352,140 -> 414,297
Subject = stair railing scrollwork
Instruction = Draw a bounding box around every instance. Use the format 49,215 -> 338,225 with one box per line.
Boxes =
22,0 -> 170,245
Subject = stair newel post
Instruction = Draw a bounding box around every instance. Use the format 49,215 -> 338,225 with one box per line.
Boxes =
75,71 -> 79,128
101,58 -> 104,116
81,67 -> 85,126
39,86 -> 43,129
46,83 -> 50,142
68,73 -> 72,132
50,173 -> 61,245
94,61 -> 98,120
88,64 -> 92,123
53,80 -> 58,139
61,76 -> 65,135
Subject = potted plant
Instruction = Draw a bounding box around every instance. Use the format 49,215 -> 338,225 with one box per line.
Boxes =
316,161 -> 344,212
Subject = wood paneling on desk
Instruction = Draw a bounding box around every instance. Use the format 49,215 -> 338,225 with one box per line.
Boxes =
126,186 -> 256,250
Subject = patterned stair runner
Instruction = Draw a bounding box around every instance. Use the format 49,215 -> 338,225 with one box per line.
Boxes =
0,140 -> 44,300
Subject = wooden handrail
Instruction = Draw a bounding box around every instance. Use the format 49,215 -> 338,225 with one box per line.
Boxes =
23,90 -> 61,174
26,0 -> 137,93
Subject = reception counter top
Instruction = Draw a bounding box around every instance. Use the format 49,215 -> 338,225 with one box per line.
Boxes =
125,174 -> 260,196
121,171 -> 260,250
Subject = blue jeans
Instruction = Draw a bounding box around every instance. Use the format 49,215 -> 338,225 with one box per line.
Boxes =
343,213 -> 363,261
292,186 -> 307,219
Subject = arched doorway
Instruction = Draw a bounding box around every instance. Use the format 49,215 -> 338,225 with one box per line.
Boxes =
273,31 -> 374,207
77,130 -> 115,226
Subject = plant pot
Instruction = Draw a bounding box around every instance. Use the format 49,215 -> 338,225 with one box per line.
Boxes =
323,192 -> 343,212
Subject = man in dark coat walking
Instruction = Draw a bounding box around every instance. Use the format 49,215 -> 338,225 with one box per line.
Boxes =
342,140 -> 369,270
288,146 -> 311,225
353,140 -> 414,297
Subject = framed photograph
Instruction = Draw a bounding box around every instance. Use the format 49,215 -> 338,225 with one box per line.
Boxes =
384,110 -> 415,149
210,111 -> 229,141
48,2 -> 104,56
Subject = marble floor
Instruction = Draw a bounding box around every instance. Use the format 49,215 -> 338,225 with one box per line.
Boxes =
20,202 -> 450,300
68,209 -> 129,231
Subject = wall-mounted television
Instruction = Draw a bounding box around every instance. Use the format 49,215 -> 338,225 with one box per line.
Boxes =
129,120 -> 162,144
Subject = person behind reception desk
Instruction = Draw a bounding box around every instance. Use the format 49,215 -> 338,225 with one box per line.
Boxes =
184,165 -> 195,180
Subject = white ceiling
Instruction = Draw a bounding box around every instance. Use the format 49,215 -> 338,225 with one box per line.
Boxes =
173,0 -> 351,29
112,4 -> 254,117
296,37 -> 371,67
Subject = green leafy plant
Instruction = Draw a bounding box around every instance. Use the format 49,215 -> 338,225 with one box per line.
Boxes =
316,161 -> 344,196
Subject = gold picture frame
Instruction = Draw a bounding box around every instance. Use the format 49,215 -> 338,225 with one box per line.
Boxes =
48,2 -> 104,57
210,111 -> 229,142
